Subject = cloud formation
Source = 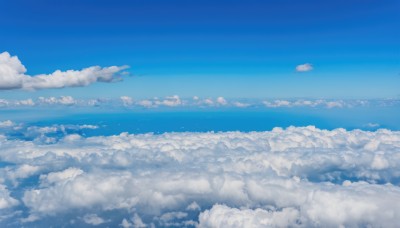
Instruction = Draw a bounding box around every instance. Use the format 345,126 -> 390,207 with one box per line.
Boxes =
296,63 -> 313,72
0,52 -> 128,90
1,95 -> 398,110
0,124 -> 399,227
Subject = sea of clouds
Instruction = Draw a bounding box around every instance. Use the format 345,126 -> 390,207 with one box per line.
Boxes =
0,121 -> 400,227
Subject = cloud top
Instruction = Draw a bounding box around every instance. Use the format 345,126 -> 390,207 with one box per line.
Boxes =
0,51 -> 128,90
0,124 -> 400,226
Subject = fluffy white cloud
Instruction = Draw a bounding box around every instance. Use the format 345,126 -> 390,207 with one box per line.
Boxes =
82,214 -> 107,225
296,63 -> 313,72
0,52 -> 26,89
0,51 -> 128,90
263,99 -> 348,108
232,101 -> 250,108
120,96 -> 134,106
157,95 -> 182,107
0,120 -> 14,128
216,97 -> 228,106
198,205 -> 300,228
0,96 -> 396,110
0,185 -> 19,210
0,126 -> 400,226
38,96 -> 76,105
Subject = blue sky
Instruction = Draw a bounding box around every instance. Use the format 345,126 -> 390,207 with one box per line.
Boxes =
2,2 -> 400,227
0,0 -> 399,99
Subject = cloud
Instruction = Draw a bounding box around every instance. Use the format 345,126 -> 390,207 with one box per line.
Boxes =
0,51 -> 128,90
82,214 -> 107,226
263,99 -> 348,108
0,185 -> 19,209
157,95 -> 182,107
365,123 -> 380,128
0,96 -> 396,110
0,120 -> 14,128
198,204 -> 300,228
296,63 -> 313,72
38,96 -> 76,105
120,96 -> 134,106
216,97 -> 228,106
186,202 -> 201,211
232,101 -> 250,108
0,125 -> 400,226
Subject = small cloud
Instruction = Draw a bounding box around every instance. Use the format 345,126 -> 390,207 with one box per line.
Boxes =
365,123 -> 380,128
0,120 -> 14,128
216,97 -> 228,106
186,201 -> 201,211
232,101 -> 250,108
82,214 -> 106,226
296,63 -> 313,72
120,96 -> 134,106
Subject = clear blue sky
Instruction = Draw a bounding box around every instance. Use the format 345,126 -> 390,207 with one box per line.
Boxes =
0,0 -> 399,99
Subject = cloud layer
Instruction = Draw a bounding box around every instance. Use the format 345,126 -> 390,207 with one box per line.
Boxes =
1,95 -> 397,110
0,52 -> 128,90
0,124 -> 399,227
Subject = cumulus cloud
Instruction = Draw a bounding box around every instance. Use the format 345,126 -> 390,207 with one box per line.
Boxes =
263,99 -> 348,108
82,214 -> 107,226
0,120 -> 14,128
232,101 -> 250,108
158,95 -> 182,107
120,96 -> 134,107
216,97 -> 228,106
0,185 -> 19,209
38,96 -> 76,105
296,63 -> 313,72
0,96 -> 396,110
198,204 -> 300,228
0,51 -> 128,90
0,125 -> 400,226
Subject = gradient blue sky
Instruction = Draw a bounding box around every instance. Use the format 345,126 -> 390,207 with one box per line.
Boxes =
0,0 -> 399,99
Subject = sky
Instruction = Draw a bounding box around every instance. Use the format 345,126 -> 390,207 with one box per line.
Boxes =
0,0 -> 399,99
1,1 -> 400,227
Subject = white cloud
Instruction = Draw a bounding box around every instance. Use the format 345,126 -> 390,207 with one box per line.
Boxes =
0,52 -> 26,89
82,214 -> 106,226
198,204 -> 300,228
203,98 -> 214,106
1,125 -> 400,226
15,99 -> 35,106
296,63 -> 313,72
263,99 -> 347,108
120,96 -> 134,106
186,201 -> 201,211
0,51 -> 128,90
232,101 -> 250,108
0,184 -> 19,209
0,120 -> 14,128
120,213 -> 146,228
38,96 -> 74,105
216,97 -> 228,106
365,123 -> 380,128
0,96 -> 396,110
137,99 -> 154,108
37,96 -> 77,106
158,95 -> 182,107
